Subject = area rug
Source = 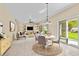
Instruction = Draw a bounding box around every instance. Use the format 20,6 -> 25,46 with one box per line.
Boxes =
32,43 -> 63,56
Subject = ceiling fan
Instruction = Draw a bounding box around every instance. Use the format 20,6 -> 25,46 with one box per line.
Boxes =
28,16 -> 34,23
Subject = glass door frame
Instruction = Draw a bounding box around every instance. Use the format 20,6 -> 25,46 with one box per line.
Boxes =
58,20 -> 68,43
58,16 -> 79,45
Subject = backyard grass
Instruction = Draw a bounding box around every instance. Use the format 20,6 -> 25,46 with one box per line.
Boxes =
68,32 -> 78,41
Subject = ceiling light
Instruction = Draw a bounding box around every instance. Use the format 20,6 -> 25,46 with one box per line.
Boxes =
43,3 -> 51,25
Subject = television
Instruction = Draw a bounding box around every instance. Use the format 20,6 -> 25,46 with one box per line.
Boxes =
27,27 -> 33,30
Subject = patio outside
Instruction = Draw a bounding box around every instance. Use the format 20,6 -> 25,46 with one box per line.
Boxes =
68,19 -> 78,41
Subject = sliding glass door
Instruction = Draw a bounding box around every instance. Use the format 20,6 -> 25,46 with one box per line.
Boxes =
59,20 -> 67,43
59,17 -> 79,46
68,18 -> 79,45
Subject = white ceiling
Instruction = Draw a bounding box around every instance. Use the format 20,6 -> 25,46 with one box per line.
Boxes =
4,3 -> 74,23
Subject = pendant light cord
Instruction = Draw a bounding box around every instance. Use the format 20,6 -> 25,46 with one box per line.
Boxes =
46,3 -> 48,22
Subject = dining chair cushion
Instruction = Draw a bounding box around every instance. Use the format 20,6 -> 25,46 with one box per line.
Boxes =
38,36 -> 46,46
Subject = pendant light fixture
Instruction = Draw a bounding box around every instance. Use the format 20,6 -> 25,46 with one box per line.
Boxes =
43,3 -> 51,25
46,3 -> 48,23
